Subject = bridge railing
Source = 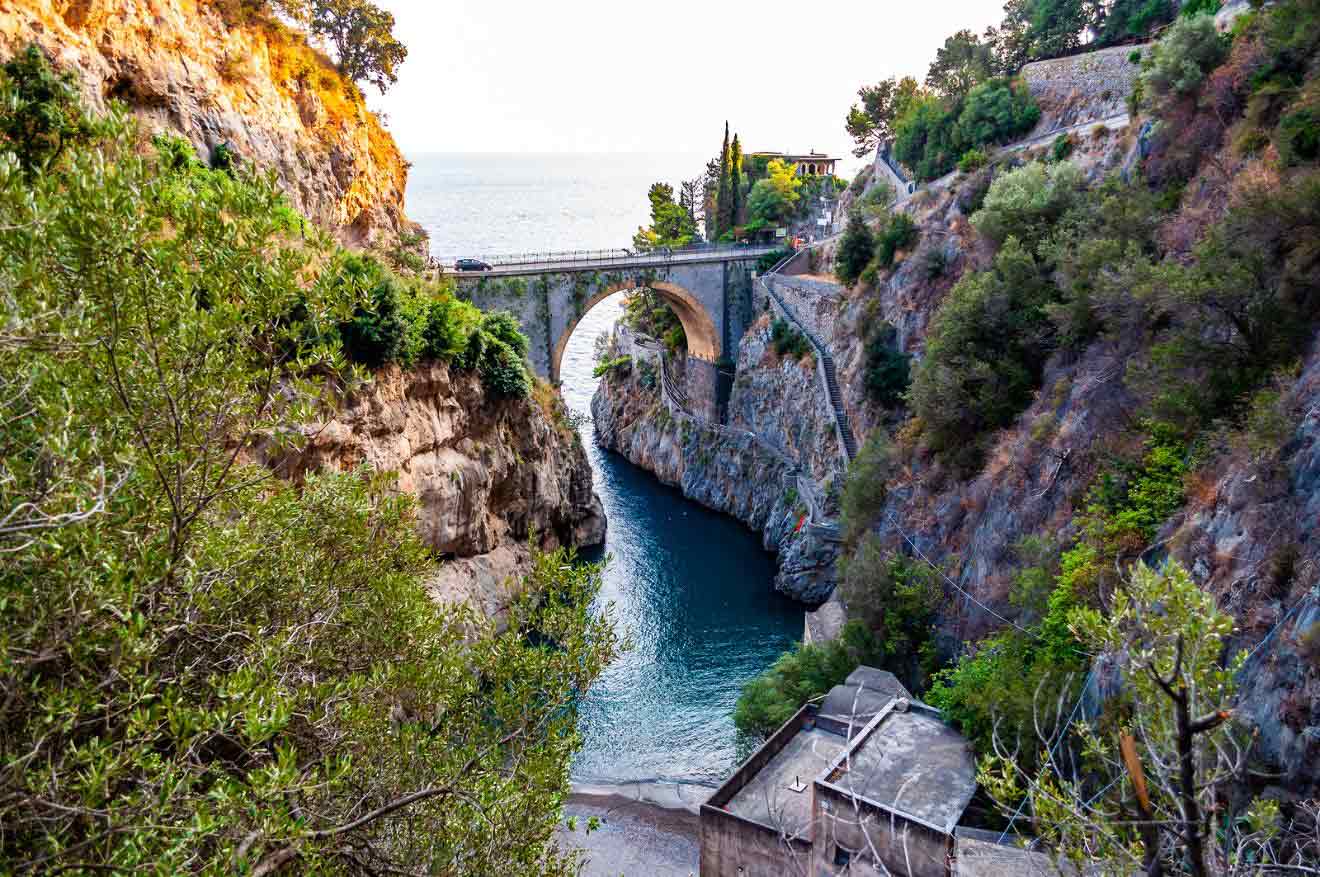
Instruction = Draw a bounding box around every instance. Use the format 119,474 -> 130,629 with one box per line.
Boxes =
435,241 -> 777,270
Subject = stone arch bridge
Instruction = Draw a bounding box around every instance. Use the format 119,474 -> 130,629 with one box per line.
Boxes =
453,245 -> 773,418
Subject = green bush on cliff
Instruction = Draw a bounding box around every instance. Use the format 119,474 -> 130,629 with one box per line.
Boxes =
840,432 -> 897,542
0,50 -> 614,873
909,238 -> 1056,471
835,210 -> 875,285
771,317 -> 812,359
733,621 -> 885,739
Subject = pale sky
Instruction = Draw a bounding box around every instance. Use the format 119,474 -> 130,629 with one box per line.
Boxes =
369,0 -> 1006,170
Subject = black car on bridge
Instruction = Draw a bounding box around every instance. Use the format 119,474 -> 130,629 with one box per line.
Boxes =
454,258 -> 492,271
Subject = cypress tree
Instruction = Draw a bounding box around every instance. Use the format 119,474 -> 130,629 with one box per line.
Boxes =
730,134 -> 743,230
715,121 -> 731,238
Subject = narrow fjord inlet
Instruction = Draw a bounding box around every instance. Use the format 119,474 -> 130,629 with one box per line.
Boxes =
409,154 -> 802,787
559,297 -> 803,786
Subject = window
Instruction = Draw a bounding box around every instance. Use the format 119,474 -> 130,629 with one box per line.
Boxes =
833,845 -> 852,867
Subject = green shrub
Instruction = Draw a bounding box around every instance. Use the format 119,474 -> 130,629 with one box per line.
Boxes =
971,160 -> 1084,251
1278,107 -> 1320,164
840,432 -> 896,542
955,78 -> 1041,149
865,323 -> 911,407
592,355 -> 631,378
210,141 -> 238,172
462,312 -> 532,399
837,538 -> 942,688
909,238 -> 1056,469
733,621 -> 885,739
1141,13 -> 1229,98
0,45 -> 106,174
876,211 -> 919,267
0,73 -> 614,872
835,210 -> 875,285
856,180 -> 895,219
756,246 -> 795,273
623,289 -> 686,348
337,255 -> 416,368
420,294 -> 481,361
922,246 -> 949,279
1180,0 -> 1221,18
958,147 -> 989,172
894,96 -> 962,181
1129,49 -> 1143,64
859,259 -> 881,289
770,317 -> 812,359
1050,132 -> 1075,162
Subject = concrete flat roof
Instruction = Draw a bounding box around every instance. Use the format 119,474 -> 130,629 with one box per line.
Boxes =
825,708 -> 977,832
725,727 -> 846,839
818,667 -> 913,732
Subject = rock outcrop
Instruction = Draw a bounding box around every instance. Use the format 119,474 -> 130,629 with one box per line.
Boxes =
0,0 -> 418,250
592,322 -> 841,604
268,364 -> 605,617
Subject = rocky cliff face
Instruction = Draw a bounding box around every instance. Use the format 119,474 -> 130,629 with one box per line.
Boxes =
0,0 -> 418,250
268,364 -> 605,617
591,321 -> 840,604
816,131 -> 1320,794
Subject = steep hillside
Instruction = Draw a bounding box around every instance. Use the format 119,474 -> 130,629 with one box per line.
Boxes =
0,0 -> 419,249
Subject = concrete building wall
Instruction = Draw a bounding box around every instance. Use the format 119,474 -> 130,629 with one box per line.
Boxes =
699,806 -> 811,877
812,784 -> 953,877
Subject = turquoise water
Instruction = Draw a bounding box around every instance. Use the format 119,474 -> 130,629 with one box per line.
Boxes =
407,154 -> 803,786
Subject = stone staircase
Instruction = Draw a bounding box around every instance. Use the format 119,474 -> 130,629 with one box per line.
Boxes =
820,353 -> 858,461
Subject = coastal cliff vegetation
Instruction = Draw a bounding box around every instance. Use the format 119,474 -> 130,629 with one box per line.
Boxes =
0,49 -> 617,873
735,1 -> 1320,869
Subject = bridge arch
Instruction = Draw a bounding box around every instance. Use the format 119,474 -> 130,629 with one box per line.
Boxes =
551,280 -> 720,383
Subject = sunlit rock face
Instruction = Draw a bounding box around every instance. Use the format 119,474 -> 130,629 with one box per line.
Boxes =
1,0 -> 420,251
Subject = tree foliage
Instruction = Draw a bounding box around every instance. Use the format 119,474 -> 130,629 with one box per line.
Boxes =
745,157 -> 803,225
891,79 -> 1038,181
307,0 -> 408,94
633,181 -> 697,250
926,29 -> 996,99
980,561 -> 1263,875
733,621 -> 885,739
0,45 -> 105,174
835,210 -> 875,286
0,56 -> 612,872
972,159 -> 1084,249
845,76 -> 925,158
909,237 -> 1057,470
1140,12 -> 1228,99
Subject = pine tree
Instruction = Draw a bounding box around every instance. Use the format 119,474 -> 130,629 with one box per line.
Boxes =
730,134 -> 743,230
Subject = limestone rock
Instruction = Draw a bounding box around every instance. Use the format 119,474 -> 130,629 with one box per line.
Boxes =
264,363 -> 605,612
0,0 -> 420,251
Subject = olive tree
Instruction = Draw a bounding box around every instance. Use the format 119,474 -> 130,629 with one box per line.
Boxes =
980,562 -> 1312,876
